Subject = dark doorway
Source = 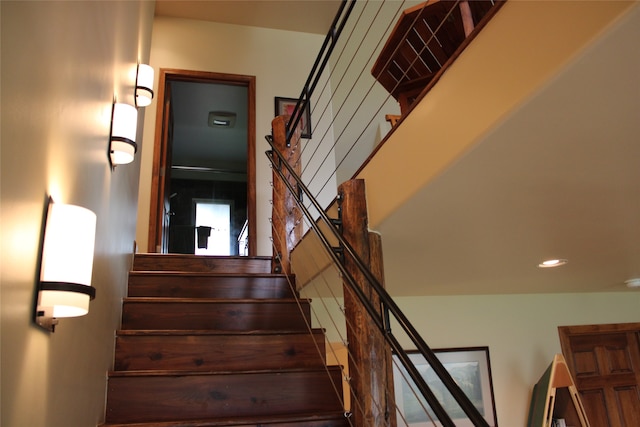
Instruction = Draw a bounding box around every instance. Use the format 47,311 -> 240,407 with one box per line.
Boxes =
148,69 -> 256,255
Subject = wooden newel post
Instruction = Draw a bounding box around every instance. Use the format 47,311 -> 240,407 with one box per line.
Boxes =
270,115 -> 302,274
339,179 -> 396,427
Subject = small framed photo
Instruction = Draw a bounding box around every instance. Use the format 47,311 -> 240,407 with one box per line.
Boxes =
392,346 -> 498,427
274,96 -> 312,138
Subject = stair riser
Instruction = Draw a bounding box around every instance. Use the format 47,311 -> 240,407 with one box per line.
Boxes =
114,332 -> 326,371
127,274 -> 295,299
212,420 -> 350,427
102,418 -> 350,427
223,420 -> 350,427
121,301 -> 311,331
105,369 -> 344,424
133,255 -> 272,274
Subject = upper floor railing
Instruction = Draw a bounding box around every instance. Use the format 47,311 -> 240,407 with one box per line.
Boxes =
286,0 -> 504,199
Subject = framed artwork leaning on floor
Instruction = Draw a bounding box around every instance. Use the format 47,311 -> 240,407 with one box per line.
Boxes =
392,346 -> 498,427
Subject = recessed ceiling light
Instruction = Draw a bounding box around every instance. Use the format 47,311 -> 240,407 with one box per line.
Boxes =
538,259 -> 568,268
208,111 -> 236,128
625,278 -> 640,288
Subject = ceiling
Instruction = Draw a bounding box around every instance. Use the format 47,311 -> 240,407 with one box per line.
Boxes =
157,1 -> 340,180
156,1 -> 640,296
155,0 -> 340,35
170,80 -> 249,177
374,3 -> 640,296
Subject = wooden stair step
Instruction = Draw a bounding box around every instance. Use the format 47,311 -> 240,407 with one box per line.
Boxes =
99,410 -> 350,426
114,329 -> 327,371
105,368 -> 345,424
121,298 -> 311,331
127,272 -> 295,299
133,254 -> 272,274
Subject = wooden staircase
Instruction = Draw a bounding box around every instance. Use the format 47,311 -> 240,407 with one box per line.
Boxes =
101,254 -> 349,427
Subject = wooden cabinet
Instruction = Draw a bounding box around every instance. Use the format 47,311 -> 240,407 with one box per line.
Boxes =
371,0 -> 502,116
558,323 -> 640,427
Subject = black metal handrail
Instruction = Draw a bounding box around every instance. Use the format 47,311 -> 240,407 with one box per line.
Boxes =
285,0 -> 357,145
266,136 -> 490,427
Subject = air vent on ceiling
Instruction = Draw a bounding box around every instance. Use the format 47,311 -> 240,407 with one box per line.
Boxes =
208,111 -> 236,128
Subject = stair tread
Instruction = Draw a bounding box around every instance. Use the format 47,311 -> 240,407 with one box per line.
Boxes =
130,271 -> 291,278
123,297 -> 309,303
108,366 -> 342,377
116,328 -> 323,336
100,411 -> 350,427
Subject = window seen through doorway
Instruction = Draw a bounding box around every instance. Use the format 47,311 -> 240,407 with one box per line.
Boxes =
194,200 -> 231,255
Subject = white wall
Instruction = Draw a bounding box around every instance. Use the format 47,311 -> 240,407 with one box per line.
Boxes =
309,291 -> 640,426
136,17 -> 328,255
0,1 -> 154,426
328,1 -> 415,184
393,293 -> 640,426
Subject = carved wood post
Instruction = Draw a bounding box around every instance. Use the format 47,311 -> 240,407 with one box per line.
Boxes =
339,179 -> 396,427
369,231 -> 398,427
270,115 -> 302,274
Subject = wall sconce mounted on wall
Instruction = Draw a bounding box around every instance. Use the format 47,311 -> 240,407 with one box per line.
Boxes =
109,102 -> 138,167
135,63 -> 154,108
35,198 -> 97,332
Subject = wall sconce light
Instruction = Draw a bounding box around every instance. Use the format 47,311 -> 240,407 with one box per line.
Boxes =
35,199 -> 97,332
109,102 -> 138,167
135,63 -> 154,108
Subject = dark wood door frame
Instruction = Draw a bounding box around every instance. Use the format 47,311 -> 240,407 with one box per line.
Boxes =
148,68 -> 257,256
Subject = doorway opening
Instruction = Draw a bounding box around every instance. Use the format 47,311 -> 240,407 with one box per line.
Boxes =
148,69 -> 256,256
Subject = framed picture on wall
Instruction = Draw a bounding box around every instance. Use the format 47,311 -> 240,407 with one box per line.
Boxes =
392,347 -> 498,427
274,96 -> 312,138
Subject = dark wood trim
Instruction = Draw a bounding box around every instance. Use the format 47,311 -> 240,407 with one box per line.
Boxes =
147,69 -> 167,252
148,69 -> 257,256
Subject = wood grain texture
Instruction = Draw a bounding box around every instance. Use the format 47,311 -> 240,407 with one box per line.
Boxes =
101,254 -> 346,426
559,323 -> 640,427
121,298 -> 311,331
127,272 -> 296,299
114,329 -> 326,371
105,368 -> 344,423
339,179 -> 393,427
102,411 -> 350,427
133,254 -> 272,273
270,115 -> 303,275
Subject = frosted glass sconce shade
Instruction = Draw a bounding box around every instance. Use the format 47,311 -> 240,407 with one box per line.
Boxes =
135,63 -> 154,107
36,199 -> 97,332
109,102 -> 138,166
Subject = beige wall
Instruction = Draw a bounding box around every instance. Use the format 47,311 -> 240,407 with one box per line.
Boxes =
312,292 -> 640,426
394,293 -> 640,426
0,1 -> 154,426
136,17 -> 326,255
